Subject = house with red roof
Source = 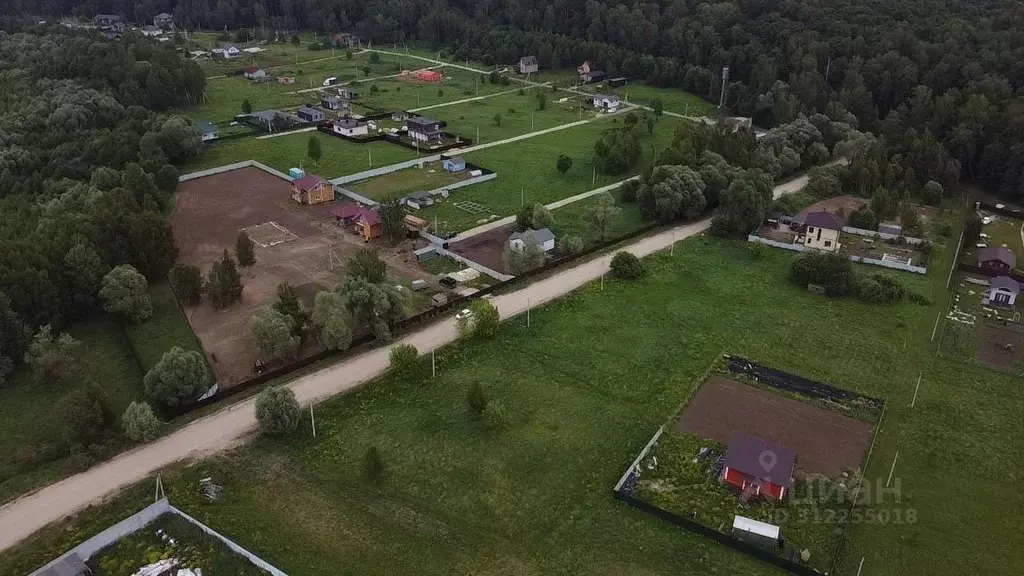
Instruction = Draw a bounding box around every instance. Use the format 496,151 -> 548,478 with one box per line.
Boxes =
290,174 -> 334,205
978,246 -> 1016,274
330,202 -> 381,240
720,434 -> 797,501
244,66 -> 267,81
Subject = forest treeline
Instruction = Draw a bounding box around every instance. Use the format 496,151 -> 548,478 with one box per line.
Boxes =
0,26 -> 206,379
26,0 -> 1024,200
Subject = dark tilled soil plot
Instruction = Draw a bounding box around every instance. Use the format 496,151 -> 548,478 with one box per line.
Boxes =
674,377 -> 872,477
977,321 -> 1024,372
448,224 -> 513,273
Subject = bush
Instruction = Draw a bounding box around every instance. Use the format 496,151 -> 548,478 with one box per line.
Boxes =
364,446 -> 384,480
749,242 -> 768,260
482,401 -> 509,430
255,386 -> 301,436
169,263 -> 203,305
99,265 -> 152,323
847,208 -> 877,230
389,343 -> 422,381
122,401 -> 161,443
55,386 -> 112,445
461,299 -> 500,339
618,179 -> 639,203
610,251 -> 646,279
908,290 -> 933,306
559,235 -> 585,255
918,240 -> 932,256
856,274 -> 905,304
788,252 -> 856,296
144,347 -> 209,407
467,381 -> 488,416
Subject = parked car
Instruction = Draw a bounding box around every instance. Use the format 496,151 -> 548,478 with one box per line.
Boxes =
430,293 -> 448,307
455,309 -> 474,321
411,279 -> 428,292
439,276 -> 457,289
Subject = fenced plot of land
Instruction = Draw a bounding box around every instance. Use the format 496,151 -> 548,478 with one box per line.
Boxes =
171,167 -> 431,385
349,161 -> 472,200
674,377 -> 871,477
977,321 -> 1024,372
447,224 -> 514,273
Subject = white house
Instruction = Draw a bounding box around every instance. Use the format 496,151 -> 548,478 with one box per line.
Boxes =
140,25 -> 163,37
332,118 -> 368,137
592,93 -> 621,111
509,228 -> 556,252
985,276 -> 1019,307
214,45 -> 242,59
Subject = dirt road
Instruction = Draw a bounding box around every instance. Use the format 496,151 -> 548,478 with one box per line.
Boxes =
0,168 -> 820,551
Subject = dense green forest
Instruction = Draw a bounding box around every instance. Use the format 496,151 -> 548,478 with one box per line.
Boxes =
0,24 -> 205,379
25,0 -> 1024,200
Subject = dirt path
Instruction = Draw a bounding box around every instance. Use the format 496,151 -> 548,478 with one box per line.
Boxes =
0,166 -> 826,551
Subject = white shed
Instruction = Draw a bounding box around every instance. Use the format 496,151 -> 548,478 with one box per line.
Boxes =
731,515 -> 780,551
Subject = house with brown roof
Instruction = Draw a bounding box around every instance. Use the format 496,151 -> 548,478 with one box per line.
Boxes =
978,246 -> 1016,274
801,211 -> 844,252
720,434 -> 797,501
518,55 -> 538,74
290,174 -> 334,205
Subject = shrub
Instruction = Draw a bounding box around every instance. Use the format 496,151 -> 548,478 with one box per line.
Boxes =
122,401 -> 161,443
255,386 -> 301,436
918,240 -> 932,256
610,251 -> 646,279
144,347 -> 209,407
788,252 -> 856,296
99,264 -> 152,323
482,401 -> 509,430
169,263 -> 203,304
24,325 -> 80,384
364,446 -> 384,480
55,386 -> 112,445
467,381 -> 488,416
856,274 -> 905,304
559,235 -> 585,255
847,208 -> 877,230
389,343 -> 422,381
460,299 -> 500,339
618,179 -> 639,203
908,291 -> 933,306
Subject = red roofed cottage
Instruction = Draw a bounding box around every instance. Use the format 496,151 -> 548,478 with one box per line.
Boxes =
291,174 -> 334,205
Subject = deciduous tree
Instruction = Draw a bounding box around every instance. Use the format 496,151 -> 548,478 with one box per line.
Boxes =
311,291 -> 352,350
170,263 -> 203,304
249,307 -> 301,361
143,346 -> 210,407
582,192 -> 621,241
24,325 -> 80,384
255,386 -> 301,436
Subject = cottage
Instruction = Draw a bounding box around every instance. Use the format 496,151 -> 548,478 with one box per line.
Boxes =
392,111 -> 410,122
215,45 -> 242,59
333,32 -> 358,47
140,25 -> 163,37
277,76 -> 296,85
442,157 -> 466,172
244,66 -> 267,80
509,228 -> 556,252
330,202 -> 362,223
290,174 -> 335,205
321,95 -> 349,111
517,55 -> 539,74
802,211 -> 844,252
720,434 -> 796,501
196,120 -> 220,142
577,60 -> 606,83
93,14 -> 121,27
332,118 -> 368,137
415,69 -> 443,83
297,106 -> 325,123
407,116 -> 446,143
355,210 -> 382,241
154,12 -> 174,30
986,276 -> 1019,307
978,246 -> 1016,274
592,93 -> 621,111
337,86 -> 359,100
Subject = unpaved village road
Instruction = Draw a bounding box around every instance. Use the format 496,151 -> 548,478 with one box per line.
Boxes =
0,167 -> 825,550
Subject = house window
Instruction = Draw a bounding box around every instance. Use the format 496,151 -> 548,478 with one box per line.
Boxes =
807,227 -> 814,233
824,240 -> 832,247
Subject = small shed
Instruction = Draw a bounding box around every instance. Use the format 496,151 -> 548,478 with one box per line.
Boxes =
443,157 -> 466,172
277,76 -> 296,84
196,120 -> 220,142
297,106 -> 325,123
732,516 -> 781,552
592,94 -> 621,110
330,202 -> 361,223
416,69 -> 443,83
404,191 -> 434,210
608,77 -> 628,87
414,245 -> 438,261
509,228 -> 556,252
518,55 -> 539,74
986,276 -> 1020,307
878,221 -> 903,235
289,167 -> 306,179
355,209 -> 381,240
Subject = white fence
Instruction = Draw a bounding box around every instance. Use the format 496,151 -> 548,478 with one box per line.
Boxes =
180,160 -> 292,182
850,255 -> 928,274
614,426 -> 665,491
335,187 -> 378,206
422,172 -> 496,197
437,247 -> 513,281
842,226 -> 925,246
747,234 -> 807,252
331,154 -> 443,185
29,499 -> 288,576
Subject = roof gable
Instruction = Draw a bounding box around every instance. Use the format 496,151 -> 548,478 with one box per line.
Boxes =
293,175 -> 328,191
991,276 -> 1020,293
803,211 -> 845,230
978,246 -> 1016,268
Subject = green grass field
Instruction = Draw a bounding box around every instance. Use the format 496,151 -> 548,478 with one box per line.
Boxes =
549,194 -> 646,246
0,320 -> 143,504
349,161 -> 469,200
576,83 -> 718,118
184,131 -> 418,178
122,283 -> 207,374
356,66 -> 512,111
430,89 -> 591,144
415,114 -> 680,232
9,223 -> 1019,576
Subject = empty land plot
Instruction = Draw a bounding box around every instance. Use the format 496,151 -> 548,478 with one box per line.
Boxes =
171,167 -> 429,385
575,82 -> 717,118
358,67 -> 511,110
447,224 -> 515,273
185,131 -> 417,179
435,91 -> 591,143
349,161 -> 471,200
977,321 -> 1024,372
675,376 -> 872,477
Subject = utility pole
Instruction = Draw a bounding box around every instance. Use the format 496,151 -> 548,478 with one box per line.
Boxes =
592,165 -> 596,186
310,404 -> 317,437
431,349 -> 436,378
368,148 -> 372,166
527,298 -> 531,327
521,187 -> 524,205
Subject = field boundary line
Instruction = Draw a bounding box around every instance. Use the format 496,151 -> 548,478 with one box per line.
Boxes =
885,451 -> 899,487
910,373 -> 923,408
255,126 -> 318,139
408,84 -> 544,113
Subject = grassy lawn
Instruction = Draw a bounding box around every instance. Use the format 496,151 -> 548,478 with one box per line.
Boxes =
184,131 -> 417,178
415,114 -> 680,233
979,215 -> 1023,260
122,283 -> 206,374
10,223 -> 1017,576
575,82 -> 718,118
349,161 -> 469,201
430,89 -> 591,144
357,66 -> 510,111
550,195 -> 646,246
0,320 -> 143,504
